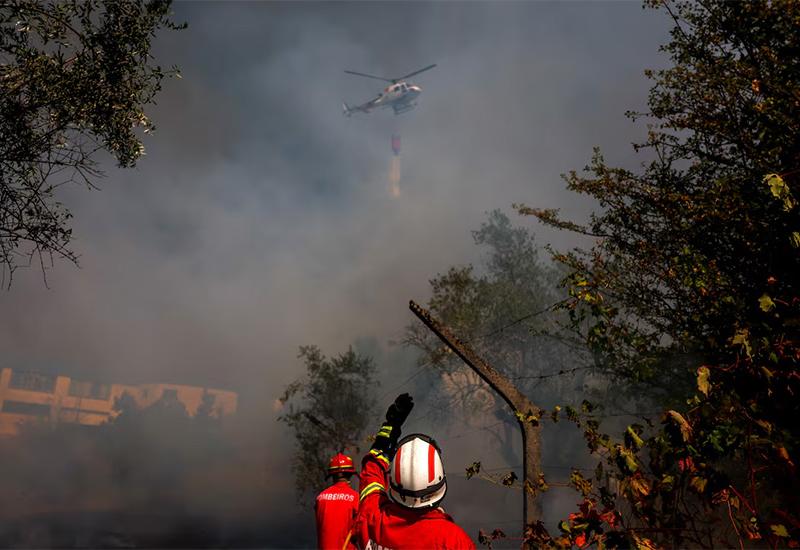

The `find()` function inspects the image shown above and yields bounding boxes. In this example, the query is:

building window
[1,400,51,417]
[69,380,91,398]
[162,388,178,401]
[69,380,111,400]
[93,384,111,400]
[9,371,56,393]
[59,407,110,420]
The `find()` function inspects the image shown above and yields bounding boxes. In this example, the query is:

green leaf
[759,293,776,312]
[617,446,639,474]
[770,524,789,538]
[765,173,796,211]
[515,409,540,426]
[689,476,708,494]
[536,473,550,492]
[696,366,710,396]
[570,469,593,497]
[731,328,752,358]
[565,406,580,424]
[465,461,481,480]
[625,425,645,450]
[501,471,518,486]
[665,410,692,442]
[571,521,590,531]
[632,533,658,550]
[630,475,651,497]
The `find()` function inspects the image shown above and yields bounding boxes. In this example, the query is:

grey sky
[0,1,671,545]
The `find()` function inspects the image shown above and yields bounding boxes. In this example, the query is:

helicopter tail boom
[343,101,373,117]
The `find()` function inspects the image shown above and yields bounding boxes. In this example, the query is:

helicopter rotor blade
[344,70,393,82]
[397,64,437,81]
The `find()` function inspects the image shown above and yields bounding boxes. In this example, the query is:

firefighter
[354,393,475,549]
[316,453,359,550]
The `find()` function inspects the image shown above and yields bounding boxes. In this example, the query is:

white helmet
[388,434,447,509]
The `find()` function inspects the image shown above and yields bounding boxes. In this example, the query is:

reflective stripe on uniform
[360,481,384,501]
[369,448,390,467]
[377,425,393,438]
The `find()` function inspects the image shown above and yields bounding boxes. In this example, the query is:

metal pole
[408,300,541,537]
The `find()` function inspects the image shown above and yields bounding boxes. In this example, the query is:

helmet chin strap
[388,433,447,510]
[390,477,446,498]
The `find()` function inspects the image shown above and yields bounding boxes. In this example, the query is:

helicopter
[343,64,436,116]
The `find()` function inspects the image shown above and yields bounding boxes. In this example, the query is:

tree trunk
[409,300,542,537]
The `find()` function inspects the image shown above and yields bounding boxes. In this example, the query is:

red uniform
[316,480,359,550]
[354,451,475,550]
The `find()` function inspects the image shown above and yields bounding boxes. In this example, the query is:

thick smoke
[0,2,669,547]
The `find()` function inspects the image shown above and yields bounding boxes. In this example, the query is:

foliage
[404,211,578,430]
[277,345,378,506]
[0,0,183,283]
[478,528,507,549]
[407,210,596,530]
[520,0,800,547]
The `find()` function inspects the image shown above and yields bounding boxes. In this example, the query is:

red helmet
[327,453,356,477]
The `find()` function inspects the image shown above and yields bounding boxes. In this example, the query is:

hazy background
[0,2,670,547]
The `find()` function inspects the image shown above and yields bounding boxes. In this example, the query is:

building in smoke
[0,368,238,436]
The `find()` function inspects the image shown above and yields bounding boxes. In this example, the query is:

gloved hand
[371,393,414,456]
[385,393,414,428]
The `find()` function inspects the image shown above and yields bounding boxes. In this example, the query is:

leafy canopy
[520,0,800,547]
[278,345,378,506]
[0,0,183,283]
[406,210,570,403]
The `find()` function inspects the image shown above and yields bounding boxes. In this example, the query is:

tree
[277,345,378,506]
[406,211,591,534]
[0,0,183,283]
[405,211,582,461]
[520,1,800,546]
